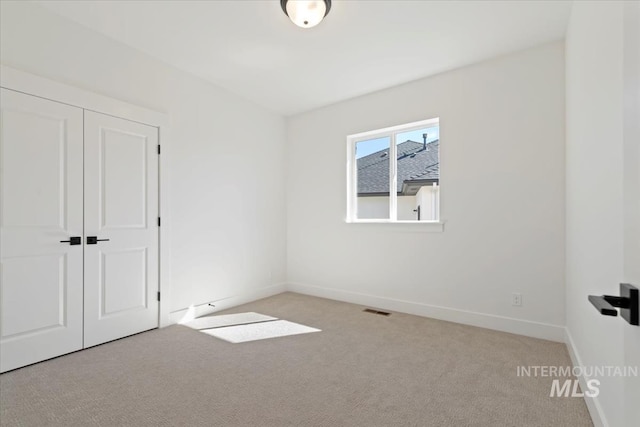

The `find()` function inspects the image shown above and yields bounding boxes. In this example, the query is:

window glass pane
[356,136,390,219]
[395,126,439,221]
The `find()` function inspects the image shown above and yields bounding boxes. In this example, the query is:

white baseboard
[168,283,287,324]
[564,328,607,427]
[287,282,565,342]
[168,282,565,342]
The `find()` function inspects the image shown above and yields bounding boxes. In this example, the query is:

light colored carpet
[201,319,320,343]
[0,292,592,426]
[182,311,277,330]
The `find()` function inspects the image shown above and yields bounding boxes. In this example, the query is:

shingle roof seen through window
[357,140,439,195]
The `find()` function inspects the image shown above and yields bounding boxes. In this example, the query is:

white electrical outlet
[512,293,522,306]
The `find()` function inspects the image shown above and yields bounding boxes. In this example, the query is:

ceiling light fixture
[281,0,331,28]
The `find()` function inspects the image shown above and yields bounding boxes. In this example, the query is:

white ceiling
[37,0,572,116]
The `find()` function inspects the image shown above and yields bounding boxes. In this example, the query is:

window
[347,118,440,223]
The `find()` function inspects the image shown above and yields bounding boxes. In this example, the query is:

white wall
[416,185,438,221]
[622,4,640,423]
[397,196,417,220]
[357,196,390,220]
[566,2,639,426]
[357,196,417,220]
[0,2,287,314]
[286,42,566,340]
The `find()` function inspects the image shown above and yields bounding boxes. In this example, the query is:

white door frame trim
[1,65,173,328]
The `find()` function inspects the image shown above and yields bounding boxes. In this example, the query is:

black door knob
[589,283,639,326]
[86,236,110,245]
[60,237,81,245]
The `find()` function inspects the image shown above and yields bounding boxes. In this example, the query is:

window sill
[345,219,444,232]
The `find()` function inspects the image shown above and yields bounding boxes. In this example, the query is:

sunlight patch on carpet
[183,312,277,330]
[201,320,321,343]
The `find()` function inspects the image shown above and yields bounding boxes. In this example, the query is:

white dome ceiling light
[281,0,332,28]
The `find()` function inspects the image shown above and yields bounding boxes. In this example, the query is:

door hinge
[158,217,161,227]
[157,291,161,302]
[157,145,161,154]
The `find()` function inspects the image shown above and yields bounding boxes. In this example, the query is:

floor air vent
[363,308,391,316]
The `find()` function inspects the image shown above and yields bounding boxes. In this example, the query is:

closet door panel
[0,89,84,372]
[83,111,159,348]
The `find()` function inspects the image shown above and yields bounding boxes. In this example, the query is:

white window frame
[346,117,443,230]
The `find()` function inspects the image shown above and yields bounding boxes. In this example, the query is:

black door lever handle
[588,295,619,316]
[589,283,639,326]
[60,237,81,245]
[86,236,110,245]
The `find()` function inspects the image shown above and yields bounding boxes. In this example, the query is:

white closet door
[0,89,84,372]
[83,111,159,348]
